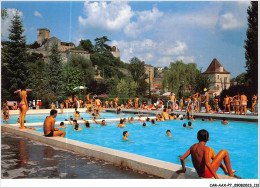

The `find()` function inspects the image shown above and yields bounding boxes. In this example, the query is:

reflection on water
[19,140,28,168]
[1,131,159,179]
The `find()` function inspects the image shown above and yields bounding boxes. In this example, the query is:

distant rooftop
[203,58,230,74]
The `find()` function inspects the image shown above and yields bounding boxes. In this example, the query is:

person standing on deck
[170,92,176,112]
[134,96,139,109]
[251,94,257,114]
[202,89,210,113]
[95,97,102,112]
[180,97,184,112]
[223,95,231,114]
[60,102,64,114]
[114,96,119,108]
[240,92,248,115]
[18,87,29,129]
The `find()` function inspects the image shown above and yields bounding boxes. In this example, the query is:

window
[217,75,219,79]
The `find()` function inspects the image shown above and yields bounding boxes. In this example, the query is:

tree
[27,59,46,101]
[128,57,147,82]
[28,41,40,49]
[43,42,64,103]
[66,53,95,86]
[117,79,138,97]
[117,80,128,96]
[244,2,258,93]
[1,10,29,102]
[104,78,119,95]
[64,67,83,96]
[76,39,94,53]
[194,71,211,93]
[1,8,8,19]
[162,61,203,96]
[90,51,126,79]
[94,36,111,54]
[128,57,148,96]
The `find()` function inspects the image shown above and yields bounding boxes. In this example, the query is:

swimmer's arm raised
[176,148,191,174]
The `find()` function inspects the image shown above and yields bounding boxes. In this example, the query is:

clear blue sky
[1,1,251,78]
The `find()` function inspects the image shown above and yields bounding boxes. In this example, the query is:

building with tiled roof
[203,58,230,95]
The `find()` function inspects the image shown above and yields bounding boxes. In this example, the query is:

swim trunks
[45,131,54,137]
[199,169,213,178]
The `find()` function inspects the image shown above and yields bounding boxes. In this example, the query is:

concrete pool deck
[104,108,258,122]
[2,124,237,179]
[7,107,258,123]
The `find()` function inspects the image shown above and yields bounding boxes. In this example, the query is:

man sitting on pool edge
[176,129,239,179]
[43,110,66,137]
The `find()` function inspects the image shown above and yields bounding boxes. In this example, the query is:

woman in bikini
[19,87,29,129]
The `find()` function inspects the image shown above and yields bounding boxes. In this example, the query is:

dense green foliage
[94,36,111,54]
[74,39,94,53]
[244,2,258,93]
[43,42,65,104]
[117,79,138,97]
[128,57,148,96]
[162,61,210,97]
[1,11,29,102]
[66,53,94,86]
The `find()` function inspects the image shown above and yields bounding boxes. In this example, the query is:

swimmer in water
[117,119,126,128]
[59,122,66,128]
[221,118,229,125]
[166,130,172,138]
[122,131,129,140]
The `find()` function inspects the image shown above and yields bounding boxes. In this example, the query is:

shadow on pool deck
[1,131,159,179]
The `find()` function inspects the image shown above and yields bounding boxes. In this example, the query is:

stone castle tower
[37,28,50,45]
[111,46,120,58]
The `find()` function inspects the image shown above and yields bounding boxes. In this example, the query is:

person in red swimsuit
[176,129,239,179]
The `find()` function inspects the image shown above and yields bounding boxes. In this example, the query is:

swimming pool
[33,119,258,179]
[2,111,135,124]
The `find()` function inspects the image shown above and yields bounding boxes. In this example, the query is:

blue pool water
[33,119,258,179]
[2,111,133,124]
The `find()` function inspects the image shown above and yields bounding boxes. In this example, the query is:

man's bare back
[177,129,237,179]
[43,110,66,137]
[190,143,211,175]
[44,116,55,136]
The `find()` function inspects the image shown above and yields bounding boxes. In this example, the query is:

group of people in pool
[42,109,239,179]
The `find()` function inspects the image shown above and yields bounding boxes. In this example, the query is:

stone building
[60,42,75,52]
[30,28,87,62]
[37,28,50,45]
[203,58,230,95]
[60,49,91,62]
[110,46,120,58]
